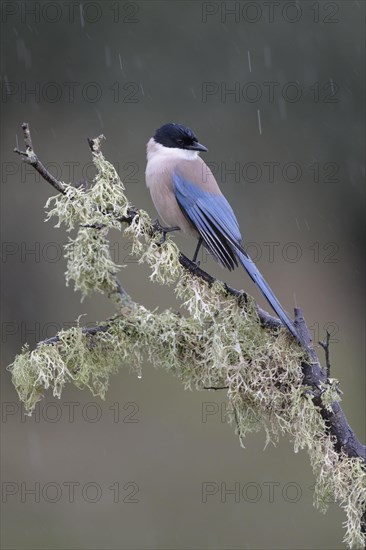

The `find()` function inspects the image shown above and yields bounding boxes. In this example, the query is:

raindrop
[94,109,104,129]
[104,45,111,67]
[16,38,32,69]
[79,3,85,27]
[257,109,262,135]
[118,53,125,76]
[329,77,335,95]
[247,50,252,73]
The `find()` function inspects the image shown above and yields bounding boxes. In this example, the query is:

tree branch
[13,122,365,465]
[12,124,365,545]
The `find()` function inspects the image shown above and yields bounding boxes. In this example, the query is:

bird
[145,122,299,342]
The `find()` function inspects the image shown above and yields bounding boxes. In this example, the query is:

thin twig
[319,330,331,379]
[14,123,66,194]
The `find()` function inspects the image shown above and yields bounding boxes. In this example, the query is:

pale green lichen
[8,142,365,548]
[45,141,129,301]
[64,227,122,299]
[46,150,128,231]
[320,379,342,411]
[9,317,144,415]
[124,210,183,285]
[89,150,129,217]
[123,208,152,255]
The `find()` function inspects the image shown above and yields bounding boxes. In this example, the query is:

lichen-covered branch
[9,123,365,548]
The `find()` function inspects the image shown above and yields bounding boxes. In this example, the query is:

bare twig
[319,330,331,379]
[14,123,66,194]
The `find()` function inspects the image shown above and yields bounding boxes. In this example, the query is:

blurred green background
[1,1,365,548]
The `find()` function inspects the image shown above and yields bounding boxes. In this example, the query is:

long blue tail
[236,249,299,341]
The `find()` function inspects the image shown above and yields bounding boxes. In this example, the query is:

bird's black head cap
[153,123,208,152]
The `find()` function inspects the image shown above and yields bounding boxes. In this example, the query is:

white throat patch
[147,140,199,162]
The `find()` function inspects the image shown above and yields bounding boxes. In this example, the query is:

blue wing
[173,172,299,341]
[174,172,241,270]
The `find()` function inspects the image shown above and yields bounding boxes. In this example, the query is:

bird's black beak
[188,141,208,152]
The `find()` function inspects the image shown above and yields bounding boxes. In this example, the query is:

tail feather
[236,250,299,341]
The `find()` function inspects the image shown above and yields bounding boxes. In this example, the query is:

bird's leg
[152,219,180,245]
[192,237,203,265]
